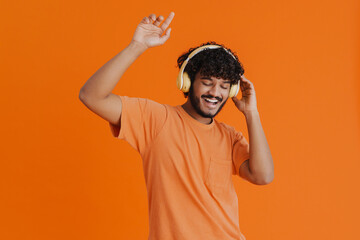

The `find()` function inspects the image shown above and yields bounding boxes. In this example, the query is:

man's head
[188,72,231,118]
[177,41,245,120]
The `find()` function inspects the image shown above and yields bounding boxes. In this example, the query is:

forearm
[245,110,274,184]
[79,41,147,100]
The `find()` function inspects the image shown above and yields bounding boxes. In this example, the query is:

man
[79,11,274,240]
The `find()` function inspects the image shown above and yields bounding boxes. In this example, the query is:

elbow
[259,173,274,185]
[78,88,109,102]
[252,172,274,185]
[264,176,274,185]
[79,89,85,101]
[79,89,91,103]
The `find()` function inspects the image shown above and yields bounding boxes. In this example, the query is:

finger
[141,16,150,24]
[241,76,253,86]
[158,27,171,45]
[240,80,249,88]
[241,75,251,83]
[153,15,164,27]
[240,75,246,84]
[160,11,175,32]
[148,13,156,23]
[241,80,251,87]
[232,97,240,104]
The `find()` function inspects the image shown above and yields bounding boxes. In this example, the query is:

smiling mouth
[203,97,221,107]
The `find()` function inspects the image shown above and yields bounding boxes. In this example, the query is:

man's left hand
[231,75,258,114]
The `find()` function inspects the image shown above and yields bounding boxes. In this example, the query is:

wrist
[128,40,148,53]
[244,109,259,118]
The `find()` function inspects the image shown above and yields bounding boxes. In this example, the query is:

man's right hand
[131,12,175,50]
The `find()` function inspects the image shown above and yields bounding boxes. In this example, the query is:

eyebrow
[200,77,231,84]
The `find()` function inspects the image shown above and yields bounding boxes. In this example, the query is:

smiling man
[79,11,274,240]
[185,73,228,119]
[184,73,231,123]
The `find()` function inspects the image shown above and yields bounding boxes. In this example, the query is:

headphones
[176,44,240,98]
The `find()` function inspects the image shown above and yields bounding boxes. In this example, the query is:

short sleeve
[109,96,167,155]
[232,130,250,178]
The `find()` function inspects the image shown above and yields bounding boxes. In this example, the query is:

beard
[188,87,228,119]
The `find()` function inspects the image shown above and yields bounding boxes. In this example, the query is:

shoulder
[120,96,160,105]
[120,96,167,110]
[118,96,170,124]
[215,120,245,140]
[216,121,236,133]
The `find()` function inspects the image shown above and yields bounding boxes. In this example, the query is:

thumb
[232,97,239,104]
[159,28,171,44]
[140,17,150,24]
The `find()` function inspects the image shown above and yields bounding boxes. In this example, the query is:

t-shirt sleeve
[232,130,250,178]
[108,96,167,155]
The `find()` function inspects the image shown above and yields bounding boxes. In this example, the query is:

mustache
[201,95,222,102]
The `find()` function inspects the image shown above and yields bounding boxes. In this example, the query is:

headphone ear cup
[229,82,240,98]
[176,71,183,91]
[182,72,191,93]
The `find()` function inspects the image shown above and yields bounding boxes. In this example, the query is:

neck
[181,100,213,124]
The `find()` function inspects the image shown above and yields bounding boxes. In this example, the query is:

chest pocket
[205,157,233,198]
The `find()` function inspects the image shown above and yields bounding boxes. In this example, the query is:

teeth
[204,98,218,103]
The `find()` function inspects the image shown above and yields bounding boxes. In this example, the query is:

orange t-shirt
[109,96,250,240]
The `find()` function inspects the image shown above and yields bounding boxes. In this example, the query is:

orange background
[1,0,359,239]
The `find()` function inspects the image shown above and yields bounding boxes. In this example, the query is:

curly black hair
[177,41,245,98]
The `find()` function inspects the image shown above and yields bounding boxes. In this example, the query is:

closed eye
[221,83,231,89]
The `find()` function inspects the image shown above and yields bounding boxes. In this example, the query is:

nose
[208,84,221,98]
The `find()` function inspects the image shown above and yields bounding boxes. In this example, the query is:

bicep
[79,93,123,128]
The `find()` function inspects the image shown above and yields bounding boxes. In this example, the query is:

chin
[200,108,218,118]
[198,105,222,118]
[203,100,227,116]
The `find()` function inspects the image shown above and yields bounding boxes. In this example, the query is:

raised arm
[79,12,175,127]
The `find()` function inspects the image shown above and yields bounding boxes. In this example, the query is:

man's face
[188,72,231,119]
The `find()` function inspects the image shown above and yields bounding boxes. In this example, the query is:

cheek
[222,88,230,97]
[194,88,206,98]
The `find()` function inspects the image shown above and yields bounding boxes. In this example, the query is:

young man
[79,11,274,240]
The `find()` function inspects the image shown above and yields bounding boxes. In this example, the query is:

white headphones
[176,44,240,98]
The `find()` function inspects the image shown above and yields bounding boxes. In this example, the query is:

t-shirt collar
[176,105,215,129]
